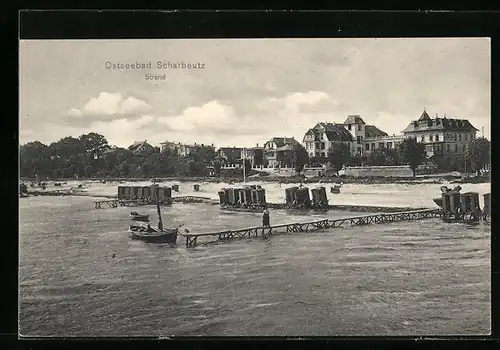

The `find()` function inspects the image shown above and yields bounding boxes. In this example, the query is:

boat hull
[130,215,150,221]
[433,197,443,207]
[129,226,178,244]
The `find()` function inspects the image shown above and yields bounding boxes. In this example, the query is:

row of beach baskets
[117,185,172,202]
[285,186,329,208]
[218,186,267,207]
[440,191,490,217]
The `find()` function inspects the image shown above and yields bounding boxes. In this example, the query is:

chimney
[256,143,259,147]
[211,143,214,147]
[195,142,197,146]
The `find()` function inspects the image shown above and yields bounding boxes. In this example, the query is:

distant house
[160,141,215,158]
[302,123,353,159]
[263,137,300,168]
[217,147,243,165]
[128,140,155,155]
[242,144,265,168]
[401,109,479,163]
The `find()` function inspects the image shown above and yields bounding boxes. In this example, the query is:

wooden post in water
[157,198,163,231]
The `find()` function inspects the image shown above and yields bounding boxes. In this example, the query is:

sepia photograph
[19,38,491,337]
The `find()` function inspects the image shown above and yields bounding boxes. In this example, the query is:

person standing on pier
[262,206,270,227]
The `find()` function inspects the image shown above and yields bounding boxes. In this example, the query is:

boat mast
[243,147,246,183]
[153,180,163,231]
[156,199,163,231]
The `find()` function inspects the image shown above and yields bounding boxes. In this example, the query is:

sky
[19,38,491,149]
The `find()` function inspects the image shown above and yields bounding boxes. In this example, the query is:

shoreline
[20,190,431,213]
[20,174,490,185]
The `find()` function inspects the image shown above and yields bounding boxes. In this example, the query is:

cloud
[157,101,237,132]
[66,92,153,119]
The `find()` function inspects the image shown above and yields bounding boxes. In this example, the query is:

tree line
[19,133,220,179]
[20,132,490,179]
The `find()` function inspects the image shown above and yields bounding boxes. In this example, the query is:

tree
[372,148,387,166]
[141,164,150,178]
[213,159,222,177]
[50,137,86,159]
[242,158,252,176]
[367,148,401,166]
[79,133,109,153]
[385,148,401,166]
[20,141,52,178]
[288,143,309,174]
[327,142,351,174]
[117,161,130,177]
[397,137,427,177]
[84,165,93,178]
[465,137,490,176]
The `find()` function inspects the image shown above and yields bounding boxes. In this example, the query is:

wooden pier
[94,198,166,209]
[181,208,442,248]
[94,196,216,208]
[172,196,217,204]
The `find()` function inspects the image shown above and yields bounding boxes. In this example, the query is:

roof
[402,116,479,133]
[418,109,431,121]
[306,122,354,142]
[269,137,298,147]
[365,125,388,137]
[275,144,294,152]
[343,115,366,125]
[128,140,152,151]
[218,147,243,162]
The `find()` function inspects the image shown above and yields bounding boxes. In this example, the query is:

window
[465,134,468,141]
[429,135,433,142]
[366,143,370,151]
[371,143,375,150]
[321,152,325,157]
[347,124,352,130]
[357,124,362,131]
[320,142,325,149]
[454,134,457,141]
[310,153,314,157]
[458,134,462,141]
[421,135,425,142]
[447,144,450,152]
[378,142,384,149]
[435,134,439,141]
[454,144,458,153]
[356,136,362,145]
[387,142,393,149]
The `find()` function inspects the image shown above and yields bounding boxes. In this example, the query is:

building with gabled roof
[217,147,243,164]
[128,140,155,155]
[303,122,354,159]
[263,137,300,168]
[401,109,479,165]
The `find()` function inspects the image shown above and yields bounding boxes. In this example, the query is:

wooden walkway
[94,196,216,209]
[180,208,442,248]
[93,198,173,209]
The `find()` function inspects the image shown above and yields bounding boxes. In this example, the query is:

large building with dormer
[303,116,401,158]
[303,122,354,158]
[401,109,479,162]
